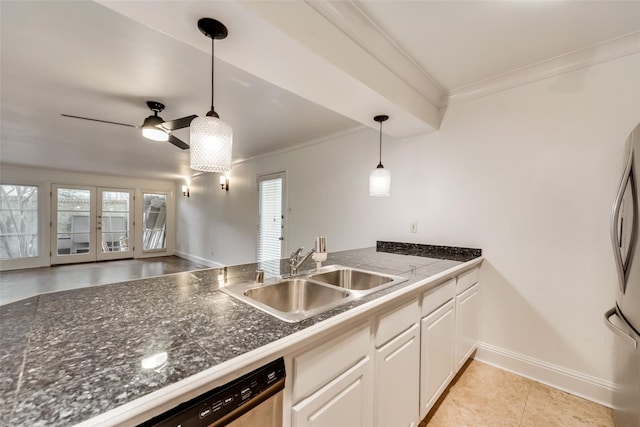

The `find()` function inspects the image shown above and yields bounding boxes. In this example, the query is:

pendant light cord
[378,120,383,168]
[210,37,215,111]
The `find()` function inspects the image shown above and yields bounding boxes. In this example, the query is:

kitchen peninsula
[0,243,482,426]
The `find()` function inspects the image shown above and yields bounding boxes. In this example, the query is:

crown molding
[306,0,447,108]
[304,1,639,109]
[448,30,640,106]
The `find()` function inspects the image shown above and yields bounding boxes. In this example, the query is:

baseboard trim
[475,342,616,408]
[175,251,225,268]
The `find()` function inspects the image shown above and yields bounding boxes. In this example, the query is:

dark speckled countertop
[0,246,480,426]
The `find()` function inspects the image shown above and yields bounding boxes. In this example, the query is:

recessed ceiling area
[1,1,638,180]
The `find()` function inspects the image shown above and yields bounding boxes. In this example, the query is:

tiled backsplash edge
[376,241,482,262]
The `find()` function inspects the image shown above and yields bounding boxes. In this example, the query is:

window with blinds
[257,173,284,275]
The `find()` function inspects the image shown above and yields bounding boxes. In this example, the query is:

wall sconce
[220,174,229,191]
[181,184,190,197]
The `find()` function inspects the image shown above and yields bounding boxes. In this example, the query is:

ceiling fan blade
[160,115,197,131]
[61,114,136,128]
[168,134,190,150]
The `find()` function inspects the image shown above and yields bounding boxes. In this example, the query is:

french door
[51,185,134,264]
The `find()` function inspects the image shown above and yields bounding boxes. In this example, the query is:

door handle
[604,307,638,349]
[610,149,637,294]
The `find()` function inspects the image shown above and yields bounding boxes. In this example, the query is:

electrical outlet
[409,222,418,233]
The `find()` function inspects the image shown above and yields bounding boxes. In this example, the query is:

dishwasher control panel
[138,358,285,427]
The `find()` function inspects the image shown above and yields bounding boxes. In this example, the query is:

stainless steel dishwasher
[139,358,285,427]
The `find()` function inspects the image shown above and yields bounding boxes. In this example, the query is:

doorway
[51,185,134,264]
[257,172,286,273]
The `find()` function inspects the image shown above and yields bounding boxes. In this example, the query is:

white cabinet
[420,299,455,418]
[375,323,420,427]
[455,276,480,370]
[290,324,373,427]
[419,279,456,419]
[374,300,420,427]
[292,358,372,427]
[288,263,482,427]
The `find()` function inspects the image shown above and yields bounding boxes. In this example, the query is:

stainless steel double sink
[220,265,407,322]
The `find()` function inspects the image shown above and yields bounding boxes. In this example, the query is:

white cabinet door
[455,283,480,370]
[292,324,370,401]
[292,357,373,427]
[375,323,420,427]
[420,299,455,419]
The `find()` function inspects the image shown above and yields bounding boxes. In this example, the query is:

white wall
[176,53,640,402]
[0,164,177,270]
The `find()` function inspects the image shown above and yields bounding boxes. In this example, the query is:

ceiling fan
[61,101,196,149]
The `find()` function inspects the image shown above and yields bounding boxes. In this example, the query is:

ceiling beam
[97,0,440,138]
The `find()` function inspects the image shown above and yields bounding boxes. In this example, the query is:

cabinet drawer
[421,279,455,316]
[456,267,479,294]
[375,299,419,347]
[292,357,372,427]
[292,323,370,401]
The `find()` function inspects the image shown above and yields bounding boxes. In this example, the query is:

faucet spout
[289,247,315,276]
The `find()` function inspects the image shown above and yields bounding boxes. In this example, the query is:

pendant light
[190,18,233,173]
[369,115,390,196]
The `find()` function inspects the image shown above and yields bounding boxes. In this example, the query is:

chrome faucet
[289,246,315,276]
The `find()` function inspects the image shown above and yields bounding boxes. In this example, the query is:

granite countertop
[0,244,481,426]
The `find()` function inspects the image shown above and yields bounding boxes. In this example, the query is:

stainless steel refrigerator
[605,122,640,427]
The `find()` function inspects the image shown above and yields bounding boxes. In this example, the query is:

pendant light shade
[369,166,391,196]
[369,115,390,197]
[190,115,233,172]
[190,18,233,173]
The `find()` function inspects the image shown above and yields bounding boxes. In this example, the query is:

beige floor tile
[520,382,614,427]
[422,360,531,427]
[420,361,614,427]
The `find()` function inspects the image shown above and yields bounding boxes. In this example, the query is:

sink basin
[221,278,353,323]
[308,266,407,296]
[220,266,406,323]
[244,279,350,313]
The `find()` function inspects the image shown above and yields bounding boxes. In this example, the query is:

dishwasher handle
[604,307,638,350]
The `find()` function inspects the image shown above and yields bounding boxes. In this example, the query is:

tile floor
[420,359,614,427]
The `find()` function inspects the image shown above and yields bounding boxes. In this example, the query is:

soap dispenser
[312,236,327,270]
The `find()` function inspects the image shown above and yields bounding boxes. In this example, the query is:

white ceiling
[358,0,640,91]
[1,1,639,181]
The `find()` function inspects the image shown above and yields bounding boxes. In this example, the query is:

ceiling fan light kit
[190,18,233,173]
[141,101,169,142]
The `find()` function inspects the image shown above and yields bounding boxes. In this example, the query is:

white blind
[257,175,283,270]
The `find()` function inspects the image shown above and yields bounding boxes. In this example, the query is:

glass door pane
[0,185,38,260]
[51,185,95,264]
[143,193,167,251]
[51,186,134,265]
[97,189,134,261]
